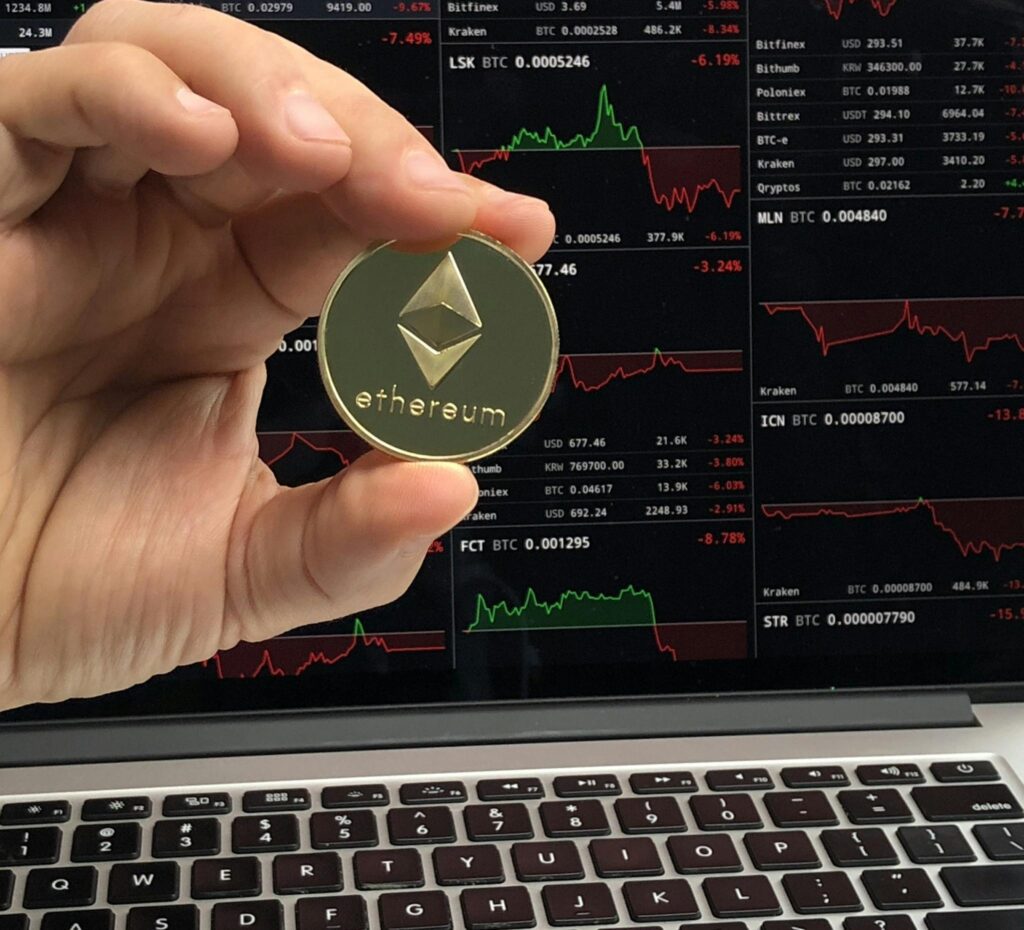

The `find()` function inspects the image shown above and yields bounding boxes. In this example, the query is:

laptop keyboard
[1,757,1022,930]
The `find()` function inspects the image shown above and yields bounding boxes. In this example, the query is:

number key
[0,827,61,865]
[463,805,532,842]
[690,794,762,831]
[540,801,609,838]
[310,811,378,849]
[388,808,456,846]
[232,816,300,853]
[152,820,219,858]
[614,797,686,834]
[71,823,141,862]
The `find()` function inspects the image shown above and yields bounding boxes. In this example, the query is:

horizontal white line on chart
[753,394,1023,405]
[756,593,1018,605]
[762,496,1024,505]
[752,192,1019,200]
[453,517,749,530]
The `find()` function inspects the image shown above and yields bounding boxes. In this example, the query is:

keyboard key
[543,883,617,925]
[668,835,741,873]
[703,876,781,918]
[232,815,299,853]
[400,783,467,806]
[23,868,97,909]
[706,769,773,792]
[837,790,913,824]
[629,772,697,794]
[464,805,532,842]
[846,918,914,930]
[862,869,942,910]
[0,804,69,827]
[71,823,141,862]
[783,872,862,913]
[0,872,10,909]
[912,784,1023,822]
[0,918,25,930]
[191,858,260,899]
[310,811,378,849]
[354,850,423,890]
[128,905,199,930]
[764,923,828,930]
[926,912,1024,930]
[241,790,310,813]
[690,795,761,831]
[552,775,620,798]
[589,838,663,878]
[108,862,180,904]
[689,925,745,930]
[744,832,819,871]
[162,795,230,818]
[941,864,1024,906]
[764,923,829,930]
[433,846,503,886]
[82,798,152,821]
[152,820,219,858]
[974,822,1024,860]
[272,853,342,895]
[295,897,367,930]
[763,791,838,827]
[821,828,899,867]
[0,828,60,866]
[899,826,975,864]
[475,780,543,802]
[539,801,609,838]
[388,809,456,846]
[511,842,583,882]
[378,892,450,930]
[857,764,925,786]
[622,879,700,922]
[212,902,281,930]
[40,911,111,930]
[322,785,389,809]
[460,887,534,930]
[614,797,686,834]
[781,766,850,788]
[930,761,999,783]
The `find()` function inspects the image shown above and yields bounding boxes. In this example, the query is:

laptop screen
[5,0,1024,719]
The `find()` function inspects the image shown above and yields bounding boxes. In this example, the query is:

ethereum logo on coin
[397,253,483,389]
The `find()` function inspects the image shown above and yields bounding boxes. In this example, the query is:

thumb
[226,451,477,641]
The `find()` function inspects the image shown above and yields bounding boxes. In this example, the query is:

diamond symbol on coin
[397,253,482,390]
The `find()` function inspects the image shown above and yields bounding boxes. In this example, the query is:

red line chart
[457,146,742,214]
[764,297,1024,363]
[762,498,1024,561]
[203,625,446,679]
[554,350,743,393]
[823,0,901,20]
[257,431,371,470]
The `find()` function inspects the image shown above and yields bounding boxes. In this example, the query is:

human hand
[0,0,555,708]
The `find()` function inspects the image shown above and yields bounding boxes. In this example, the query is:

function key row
[0,759,1005,828]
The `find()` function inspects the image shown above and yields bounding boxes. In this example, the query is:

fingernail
[404,150,472,193]
[176,87,228,116]
[284,93,351,145]
[397,535,437,559]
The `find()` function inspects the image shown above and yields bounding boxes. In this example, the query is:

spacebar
[927,910,1024,930]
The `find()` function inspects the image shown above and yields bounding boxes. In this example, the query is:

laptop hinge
[0,690,975,766]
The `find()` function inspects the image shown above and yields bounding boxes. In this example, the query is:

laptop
[2,0,1024,928]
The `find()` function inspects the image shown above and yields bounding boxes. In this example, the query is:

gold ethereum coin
[318,231,559,463]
